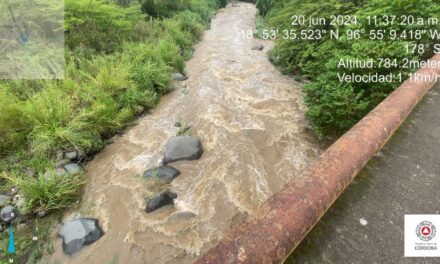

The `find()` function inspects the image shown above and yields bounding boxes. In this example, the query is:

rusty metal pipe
[195,54,440,264]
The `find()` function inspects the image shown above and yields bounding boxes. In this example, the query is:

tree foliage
[259,0,440,136]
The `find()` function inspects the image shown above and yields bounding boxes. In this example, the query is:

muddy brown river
[42,3,321,263]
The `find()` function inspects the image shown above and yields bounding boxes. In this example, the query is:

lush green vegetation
[3,172,85,214]
[257,0,440,136]
[139,0,226,18]
[1,0,225,262]
[0,0,225,220]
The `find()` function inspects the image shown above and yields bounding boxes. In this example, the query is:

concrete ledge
[195,54,440,264]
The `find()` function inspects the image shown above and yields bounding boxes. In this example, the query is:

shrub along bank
[257,0,440,136]
[0,0,225,260]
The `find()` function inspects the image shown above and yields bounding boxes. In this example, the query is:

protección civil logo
[405,215,440,257]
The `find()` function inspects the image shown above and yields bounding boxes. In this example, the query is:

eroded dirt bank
[42,3,322,263]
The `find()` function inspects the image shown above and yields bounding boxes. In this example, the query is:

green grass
[258,0,440,137]
[0,0,224,224]
[1,171,85,214]
[0,90,28,156]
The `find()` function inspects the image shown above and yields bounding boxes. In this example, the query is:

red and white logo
[416,221,436,242]
[405,215,440,257]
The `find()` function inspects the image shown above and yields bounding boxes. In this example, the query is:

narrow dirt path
[42,3,322,264]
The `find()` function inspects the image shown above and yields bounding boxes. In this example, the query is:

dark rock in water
[58,218,104,255]
[0,206,17,223]
[64,163,82,174]
[251,44,264,51]
[143,166,181,183]
[0,195,11,207]
[146,191,177,213]
[64,151,78,160]
[171,73,188,81]
[163,136,203,164]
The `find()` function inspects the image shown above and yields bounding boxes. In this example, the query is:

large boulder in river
[146,191,177,213]
[143,166,181,183]
[163,136,203,164]
[58,218,104,255]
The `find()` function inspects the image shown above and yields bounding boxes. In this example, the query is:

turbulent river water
[43,3,322,263]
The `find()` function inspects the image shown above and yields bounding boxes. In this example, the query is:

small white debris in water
[359,218,368,226]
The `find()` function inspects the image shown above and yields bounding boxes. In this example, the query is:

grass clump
[139,0,191,18]
[0,90,29,156]
[1,171,85,214]
[65,0,145,53]
[140,0,227,18]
